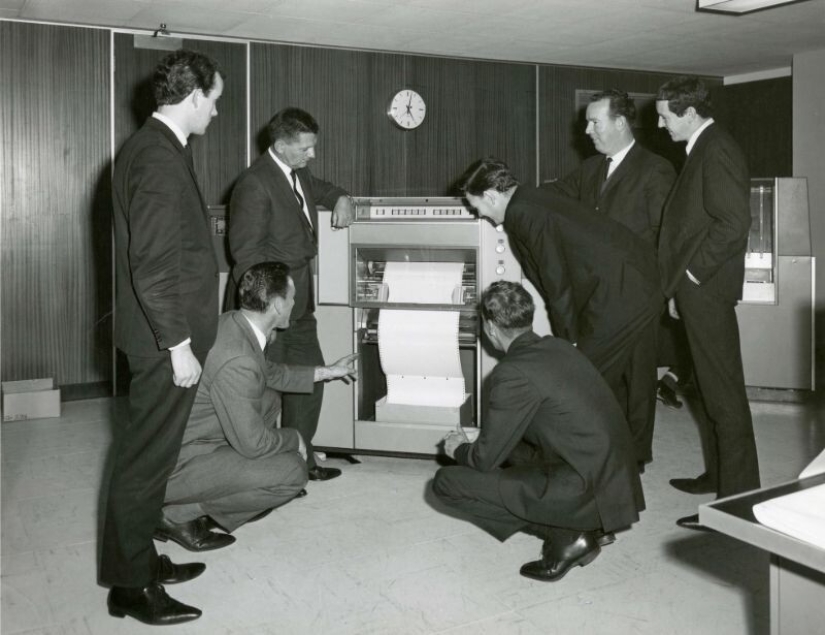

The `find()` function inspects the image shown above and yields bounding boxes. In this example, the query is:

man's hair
[590,89,636,125]
[459,157,519,197]
[153,49,220,106]
[657,76,713,118]
[238,262,291,313]
[479,281,534,332]
[268,107,320,145]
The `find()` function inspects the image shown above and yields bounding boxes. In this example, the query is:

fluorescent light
[698,0,808,13]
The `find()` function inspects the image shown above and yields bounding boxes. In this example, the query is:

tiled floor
[2,395,824,634]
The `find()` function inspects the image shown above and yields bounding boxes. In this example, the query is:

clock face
[387,89,426,130]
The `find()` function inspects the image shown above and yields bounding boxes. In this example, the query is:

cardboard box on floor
[2,378,61,421]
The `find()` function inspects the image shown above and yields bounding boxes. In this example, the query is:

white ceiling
[1,0,824,78]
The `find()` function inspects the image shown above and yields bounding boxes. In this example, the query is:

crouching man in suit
[156,262,357,550]
[433,281,644,582]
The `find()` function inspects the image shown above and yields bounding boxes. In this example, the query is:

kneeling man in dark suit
[433,281,644,582]
[156,262,357,550]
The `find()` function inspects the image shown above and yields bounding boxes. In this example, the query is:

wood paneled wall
[714,77,792,178]
[3,20,790,392]
[1,22,111,386]
[250,44,536,196]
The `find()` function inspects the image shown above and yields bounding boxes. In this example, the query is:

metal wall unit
[737,178,815,390]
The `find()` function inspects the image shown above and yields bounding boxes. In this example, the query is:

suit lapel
[148,118,210,220]
[601,144,637,198]
[267,159,317,245]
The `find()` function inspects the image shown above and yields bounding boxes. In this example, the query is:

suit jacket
[503,187,662,344]
[175,311,314,467]
[228,153,348,321]
[658,123,751,301]
[455,331,644,532]
[112,117,219,356]
[546,143,676,247]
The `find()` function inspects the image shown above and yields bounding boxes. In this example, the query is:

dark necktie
[599,157,612,193]
[290,170,305,210]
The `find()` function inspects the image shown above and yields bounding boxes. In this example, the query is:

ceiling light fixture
[697,0,810,14]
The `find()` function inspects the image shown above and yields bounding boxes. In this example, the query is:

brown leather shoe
[154,515,236,552]
[108,583,201,625]
[155,554,205,584]
[520,530,601,582]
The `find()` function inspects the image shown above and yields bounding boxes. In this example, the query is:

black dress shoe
[670,473,717,495]
[307,465,342,481]
[676,513,714,532]
[657,379,683,409]
[155,554,205,584]
[296,488,308,498]
[108,583,201,625]
[520,531,601,582]
[154,515,236,552]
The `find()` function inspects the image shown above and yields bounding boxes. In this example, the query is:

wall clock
[387,89,426,130]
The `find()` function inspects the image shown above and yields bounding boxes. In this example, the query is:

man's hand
[441,431,469,460]
[331,195,355,229]
[314,353,358,384]
[668,297,680,320]
[297,432,307,461]
[170,345,202,388]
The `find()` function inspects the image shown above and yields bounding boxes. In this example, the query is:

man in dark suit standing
[544,89,676,470]
[656,76,760,530]
[161,262,356,537]
[433,281,643,582]
[101,50,225,625]
[229,107,354,481]
[460,158,662,434]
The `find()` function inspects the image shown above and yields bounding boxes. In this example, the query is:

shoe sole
[520,547,601,582]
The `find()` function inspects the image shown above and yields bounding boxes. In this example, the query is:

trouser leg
[99,351,203,587]
[268,314,325,469]
[676,282,760,497]
[164,446,308,532]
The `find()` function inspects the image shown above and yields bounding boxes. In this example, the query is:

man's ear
[189,88,203,109]
[271,295,286,317]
